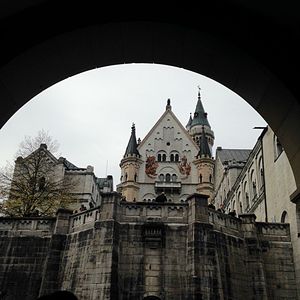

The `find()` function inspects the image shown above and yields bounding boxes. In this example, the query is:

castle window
[125,173,128,180]
[134,173,138,182]
[170,154,174,162]
[159,174,164,182]
[166,173,171,182]
[199,174,202,183]
[175,154,179,162]
[281,210,288,223]
[162,154,167,162]
[274,135,283,160]
[157,154,162,162]
[209,174,212,183]
[172,174,177,182]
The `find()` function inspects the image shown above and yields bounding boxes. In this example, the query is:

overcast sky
[0,63,266,187]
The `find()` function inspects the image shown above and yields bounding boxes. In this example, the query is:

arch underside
[0,16,300,197]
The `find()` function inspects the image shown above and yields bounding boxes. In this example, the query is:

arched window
[175,154,179,162]
[172,174,177,182]
[157,153,162,162]
[170,154,174,162]
[252,182,257,198]
[134,173,138,182]
[238,192,242,213]
[199,174,202,183]
[274,135,283,159]
[159,174,164,182]
[165,173,171,182]
[162,154,167,162]
[281,210,288,223]
[243,181,249,208]
[209,174,212,183]
[125,173,128,180]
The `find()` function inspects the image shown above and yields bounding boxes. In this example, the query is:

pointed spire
[124,123,140,157]
[191,87,210,128]
[197,126,212,158]
[166,98,172,110]
[186,113,193,128]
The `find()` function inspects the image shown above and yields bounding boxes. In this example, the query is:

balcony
[155,181,181,194]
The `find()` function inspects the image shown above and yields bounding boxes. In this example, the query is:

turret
[118,123,143,202]
[188,87,214,152]
[188,88,214,201]
[193,118,214,201]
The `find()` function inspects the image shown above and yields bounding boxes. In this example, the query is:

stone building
[0,92,299,299]
[10,143,113,211]
[213,126,300,290]
[117,91,214,203]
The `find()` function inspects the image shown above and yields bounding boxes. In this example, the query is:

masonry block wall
[0,193,297,299]
[0,218,56,300]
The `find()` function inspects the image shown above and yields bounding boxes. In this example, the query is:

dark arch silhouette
[143,296,161,300]
[0,2,300,198]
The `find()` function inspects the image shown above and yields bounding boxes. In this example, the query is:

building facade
[1,92,300,299]
[213,126,300,288]
[10,143,113,212]
[117,92,214,203]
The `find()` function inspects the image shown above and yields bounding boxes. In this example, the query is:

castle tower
[193,126,214,201]
[118,123,143,201]
[187,88,215,152]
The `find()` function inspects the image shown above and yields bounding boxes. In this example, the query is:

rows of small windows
[220,156,265,214]
[158,173,177,182]
[157,152,180,162]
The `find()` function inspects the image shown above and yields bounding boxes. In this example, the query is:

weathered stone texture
[0,193,297,299]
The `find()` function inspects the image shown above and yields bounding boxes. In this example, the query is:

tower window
[162,154,166,162]
[166,173,171,182]
[157,154,161,162]
[200,174,203,183]
[175,154,179,162]
[170,154,174,162]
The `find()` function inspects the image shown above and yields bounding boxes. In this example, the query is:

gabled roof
[138,101,199,151]
[216,148,251,165]
[62,158,79,170]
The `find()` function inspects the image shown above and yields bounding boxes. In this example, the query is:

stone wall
[0,193,297,299]
[0,217,56,299]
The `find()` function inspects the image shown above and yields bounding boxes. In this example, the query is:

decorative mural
[178,155,191,176]
[145,156,159,178]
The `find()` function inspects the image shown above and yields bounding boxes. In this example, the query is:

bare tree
[0,130,75,217]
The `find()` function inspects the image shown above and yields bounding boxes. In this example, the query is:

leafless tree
[0,130,75,217]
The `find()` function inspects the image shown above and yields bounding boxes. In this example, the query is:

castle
[0,92,298,299]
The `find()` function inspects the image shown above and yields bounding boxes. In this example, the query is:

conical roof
[124,123,140,157]
[186,113,193,128]
[191,90,210,128]
[197,127,212,158]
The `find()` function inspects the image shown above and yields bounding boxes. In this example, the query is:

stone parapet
[120,201,188,224]
[0,217,56,237]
